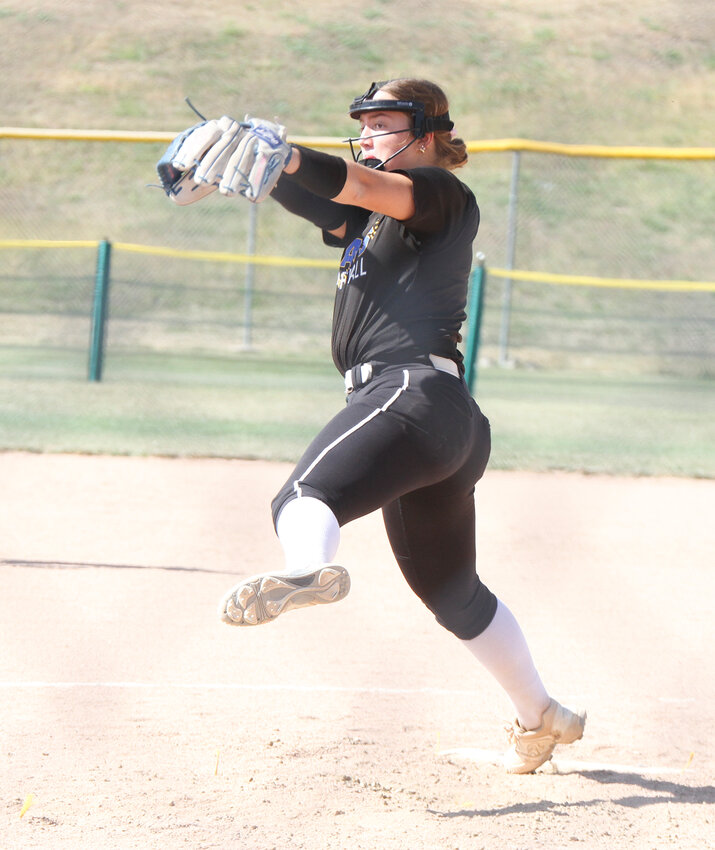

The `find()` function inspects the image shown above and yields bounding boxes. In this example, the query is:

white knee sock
[461,599,550,730]
[275,497,340,575]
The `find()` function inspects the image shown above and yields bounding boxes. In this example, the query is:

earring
[419,144,426,153]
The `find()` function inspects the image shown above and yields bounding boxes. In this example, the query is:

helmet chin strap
[345,82,453,169]
[344,128,421,170]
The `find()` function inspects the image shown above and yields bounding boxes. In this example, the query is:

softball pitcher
[160,78,586,773]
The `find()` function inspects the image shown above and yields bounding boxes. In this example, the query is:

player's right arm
[282,146,415,229]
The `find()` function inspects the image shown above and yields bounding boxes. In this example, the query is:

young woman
[169,78,586,773]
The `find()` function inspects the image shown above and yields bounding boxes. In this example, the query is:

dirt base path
[1,453,713,849]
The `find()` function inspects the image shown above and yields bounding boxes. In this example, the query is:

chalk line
[0,680,483,697]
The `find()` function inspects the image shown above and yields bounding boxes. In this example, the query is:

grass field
[1,349,712,477]
[1,0,713,478]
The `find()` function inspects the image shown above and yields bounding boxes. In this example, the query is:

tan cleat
[504,698,587,774]
[219,564,350,626]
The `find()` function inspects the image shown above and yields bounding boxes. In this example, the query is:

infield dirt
[1,453,713,849]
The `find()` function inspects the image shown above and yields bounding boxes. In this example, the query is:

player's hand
[157,115,248,205]
[218,116,293,203]
[172,116,250,183]
[157,114,291,205]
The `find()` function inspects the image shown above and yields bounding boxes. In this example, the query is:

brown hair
[379,78,468,170]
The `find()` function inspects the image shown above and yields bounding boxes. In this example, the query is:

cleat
[504,698,587,774]
[219,564,350,626]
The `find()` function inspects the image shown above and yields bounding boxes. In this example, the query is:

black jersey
[324,166,479,375]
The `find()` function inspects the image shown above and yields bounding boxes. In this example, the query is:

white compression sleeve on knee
[275,497,340,575]
[461,599,550,730]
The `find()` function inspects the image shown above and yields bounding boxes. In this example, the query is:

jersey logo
[336,217,382,290]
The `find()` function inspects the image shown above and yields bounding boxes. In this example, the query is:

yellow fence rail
[2,129,713,382]
[2,127,715,160]
[485,267,715,293]
[2,238,714,293]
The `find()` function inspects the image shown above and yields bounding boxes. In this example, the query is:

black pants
[271,362,497,639]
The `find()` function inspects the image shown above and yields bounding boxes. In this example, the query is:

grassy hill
[1,0,713,144]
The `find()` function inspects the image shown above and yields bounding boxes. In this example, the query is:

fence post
[498,149,521,366]
[464,252,487,395]
[88,238,111,382]
[243,204,258,348]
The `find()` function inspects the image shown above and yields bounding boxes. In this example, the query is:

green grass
[477,370,713,477]
[0,0,713,475]
[0,351,343,460]
[0,350,711,477]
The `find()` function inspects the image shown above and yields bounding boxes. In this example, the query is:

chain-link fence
[1,133,713,473]
[479,150,714,376]
[2,135,712,373]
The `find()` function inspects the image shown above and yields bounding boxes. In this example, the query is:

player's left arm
[158,111,414,222]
